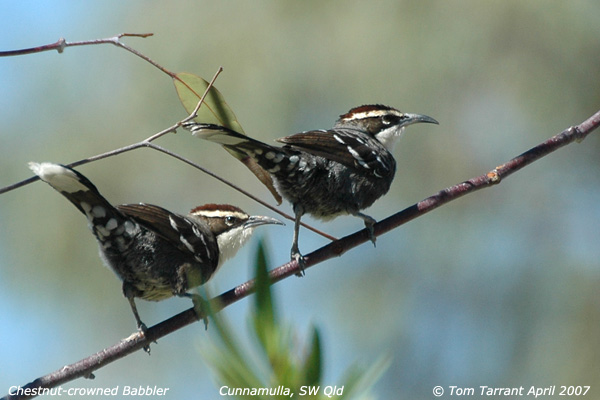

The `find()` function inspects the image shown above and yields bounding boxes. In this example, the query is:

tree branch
[5,109,598,400]
[0,33,152,57]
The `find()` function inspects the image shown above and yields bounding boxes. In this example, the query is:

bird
[183,104,438,270]
[29,162,283,330]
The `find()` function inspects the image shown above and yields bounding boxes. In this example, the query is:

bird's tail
[183,122,280,152]
[29,162,134,244]
[183,122,296,175]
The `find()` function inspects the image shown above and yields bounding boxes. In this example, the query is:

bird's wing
[276,129,394,177]
[117,203,218,265]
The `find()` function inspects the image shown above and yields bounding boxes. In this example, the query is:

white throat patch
[376,125,405,151]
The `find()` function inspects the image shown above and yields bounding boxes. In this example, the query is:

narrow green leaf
[300,326,322,386]
[174,72,244,132]
[252,239,276,350]
[173,72,282,204]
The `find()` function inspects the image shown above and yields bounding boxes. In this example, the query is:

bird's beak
[245,215,285,228]
[400,113,439,127]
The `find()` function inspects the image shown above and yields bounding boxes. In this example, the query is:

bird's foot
[291,250,306,277]
[357,213,377,247]
[135,322,151,354]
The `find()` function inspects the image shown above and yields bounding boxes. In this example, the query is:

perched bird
[184,104,438,269]
[29,162,283,330]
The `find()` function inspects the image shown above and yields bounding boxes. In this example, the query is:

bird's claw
[292,251,306,277]
[136,323,152,354]
[356,213,377,247]
[366,223,376,247]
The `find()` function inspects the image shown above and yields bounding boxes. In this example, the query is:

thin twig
[5,109,598,400]
[0,33,153,57]
[0,32,218,98]
[184,66,225,122]
[0,32,186,101]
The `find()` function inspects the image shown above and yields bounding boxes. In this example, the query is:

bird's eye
[225,216,237,225]
[381,115,393,125]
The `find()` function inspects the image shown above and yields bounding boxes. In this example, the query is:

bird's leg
[123,283,151,354]
[291,205,306,276]
[127,296,148,333]
[355,212,377,247]
[123,283,148,331]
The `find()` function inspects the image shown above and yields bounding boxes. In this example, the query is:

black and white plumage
[29,162,283,329]
[184,104,438,269]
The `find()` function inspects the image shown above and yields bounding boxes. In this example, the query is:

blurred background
[1,1,599,398]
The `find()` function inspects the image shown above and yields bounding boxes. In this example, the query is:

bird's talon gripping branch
[292,250,306,277]
[356,212,377,247]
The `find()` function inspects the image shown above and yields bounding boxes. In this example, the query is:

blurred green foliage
[203,240,389,399]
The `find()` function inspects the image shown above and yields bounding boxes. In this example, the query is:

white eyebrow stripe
[344,109,403,120]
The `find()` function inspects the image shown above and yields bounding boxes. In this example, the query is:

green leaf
[252,239,277,351]
[300,326,322,386]
[174,72,244,132]
[173,72,282,204]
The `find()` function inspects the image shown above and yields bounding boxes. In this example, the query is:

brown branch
[5,109,598,400]
[0,33,153,57]
[0,32,218,100]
